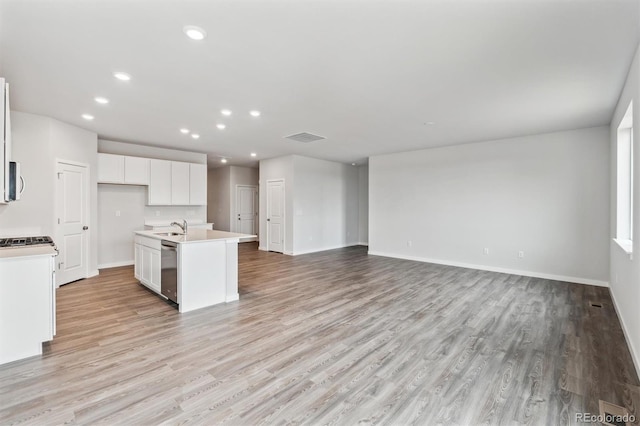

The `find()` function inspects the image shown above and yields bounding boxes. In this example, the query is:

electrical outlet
[407,240,412,247]
[115,210,121,217]
[483,248,489,255]
[518,251,525,258]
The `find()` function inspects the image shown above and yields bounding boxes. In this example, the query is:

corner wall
[291,156,359,254]
[369,126,610,286]
[0,111,99,275]
[610,42,640,377]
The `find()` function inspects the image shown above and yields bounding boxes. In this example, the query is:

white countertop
[135,229,256,244]
[0,245,58,260]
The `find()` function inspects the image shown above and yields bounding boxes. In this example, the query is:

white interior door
[56,161,89,285]
[266,179,284,253]
[236,185,257,237]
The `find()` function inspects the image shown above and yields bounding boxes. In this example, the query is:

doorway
[56,160,90,286]
[235,184,258,240]
[266,179,284,253]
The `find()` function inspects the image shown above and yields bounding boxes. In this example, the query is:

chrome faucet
[170,219,187,234]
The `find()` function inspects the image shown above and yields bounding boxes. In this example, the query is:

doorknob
[267,218,270,222]
[238,218,241,220]
[83,226,89,230]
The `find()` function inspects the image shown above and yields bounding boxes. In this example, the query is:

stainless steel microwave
[7,161,23,201]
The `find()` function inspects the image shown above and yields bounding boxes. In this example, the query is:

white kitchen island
[133,229,255,313]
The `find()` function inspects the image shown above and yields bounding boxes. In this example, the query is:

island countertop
[134,229,256,244]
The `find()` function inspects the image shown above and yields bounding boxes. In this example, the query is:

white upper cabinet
[124,156,149,185]
[98,153,150,185]
[148,159,172,205]
[97,153,125,183]
[171,161,190,205]
[99,153,206,206]
[189,163,207,206]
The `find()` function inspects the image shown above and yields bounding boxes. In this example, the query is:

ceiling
[1,0,638,168]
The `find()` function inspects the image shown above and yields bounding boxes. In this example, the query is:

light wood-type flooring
[1,243,639,425]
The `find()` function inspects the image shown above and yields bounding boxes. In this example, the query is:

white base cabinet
[0,250,56,365]
[134,235,161,294]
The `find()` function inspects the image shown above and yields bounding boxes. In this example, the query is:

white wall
[258,155,359,255]
[0,111,99,275]
[610,42,640,377]
[208,167,231,231]
[292,156,359,254]
[97,140,207,268]
[358,165,369,245]
[0,112,54,237]
[259,156,294,253]
[370,126,610,286]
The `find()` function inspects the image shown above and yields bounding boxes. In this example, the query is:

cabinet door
[149,248,161,292]
[141,246,151,284]
[171,162,190,205]
[97,153,125,183]
[124,156,150,185]
[189,163,207,205]
[148,159,172,205]
[134,243,142,280]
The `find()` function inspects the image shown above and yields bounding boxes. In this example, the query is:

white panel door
[171,162,190,205]
[189,163,207,205]
[266,179,284,253]
[56,162,89,285]
[236,185,257,235]
[148,159,171,205]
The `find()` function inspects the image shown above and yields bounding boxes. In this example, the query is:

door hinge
[57,172,63,179]
[57,218,61,224]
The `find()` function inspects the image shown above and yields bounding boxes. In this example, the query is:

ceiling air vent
[285,132,326,143]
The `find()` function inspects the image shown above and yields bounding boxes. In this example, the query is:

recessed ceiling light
[221,109,232,116]
[82,114,94,121]
[250,153,257,157]
[183,25,206,41]
[351,163,356,166]
[180,128,190,134]
[221,158,227,163]
[113,72,131,81]
[216,124,226,130]
[191,134,200,139]
[249,110,261,117]
[95,97,109,104]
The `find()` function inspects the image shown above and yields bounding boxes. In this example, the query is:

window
[616,101,633,254]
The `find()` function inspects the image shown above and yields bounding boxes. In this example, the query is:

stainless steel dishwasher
[161,241,178,303]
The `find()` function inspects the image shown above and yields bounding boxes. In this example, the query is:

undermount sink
[154,232,183,237]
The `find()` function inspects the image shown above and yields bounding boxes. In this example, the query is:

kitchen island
[133,229,255,313]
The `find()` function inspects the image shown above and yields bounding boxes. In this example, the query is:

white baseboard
[258,246,267,251]
[367,251,609,288]
[292,243,361,256]
[226,293,239,303]
[358,242,369,246]
[609,287,640,380]
[98,260,134,270]
[88,269,100,278]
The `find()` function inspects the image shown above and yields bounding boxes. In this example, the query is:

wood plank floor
[1,243,638,425]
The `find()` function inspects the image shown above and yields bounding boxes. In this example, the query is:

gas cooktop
[0,236,55,248]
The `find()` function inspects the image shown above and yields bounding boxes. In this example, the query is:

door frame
[266,178,285,253]
[234,184,258,239]
[55,159,91,286]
